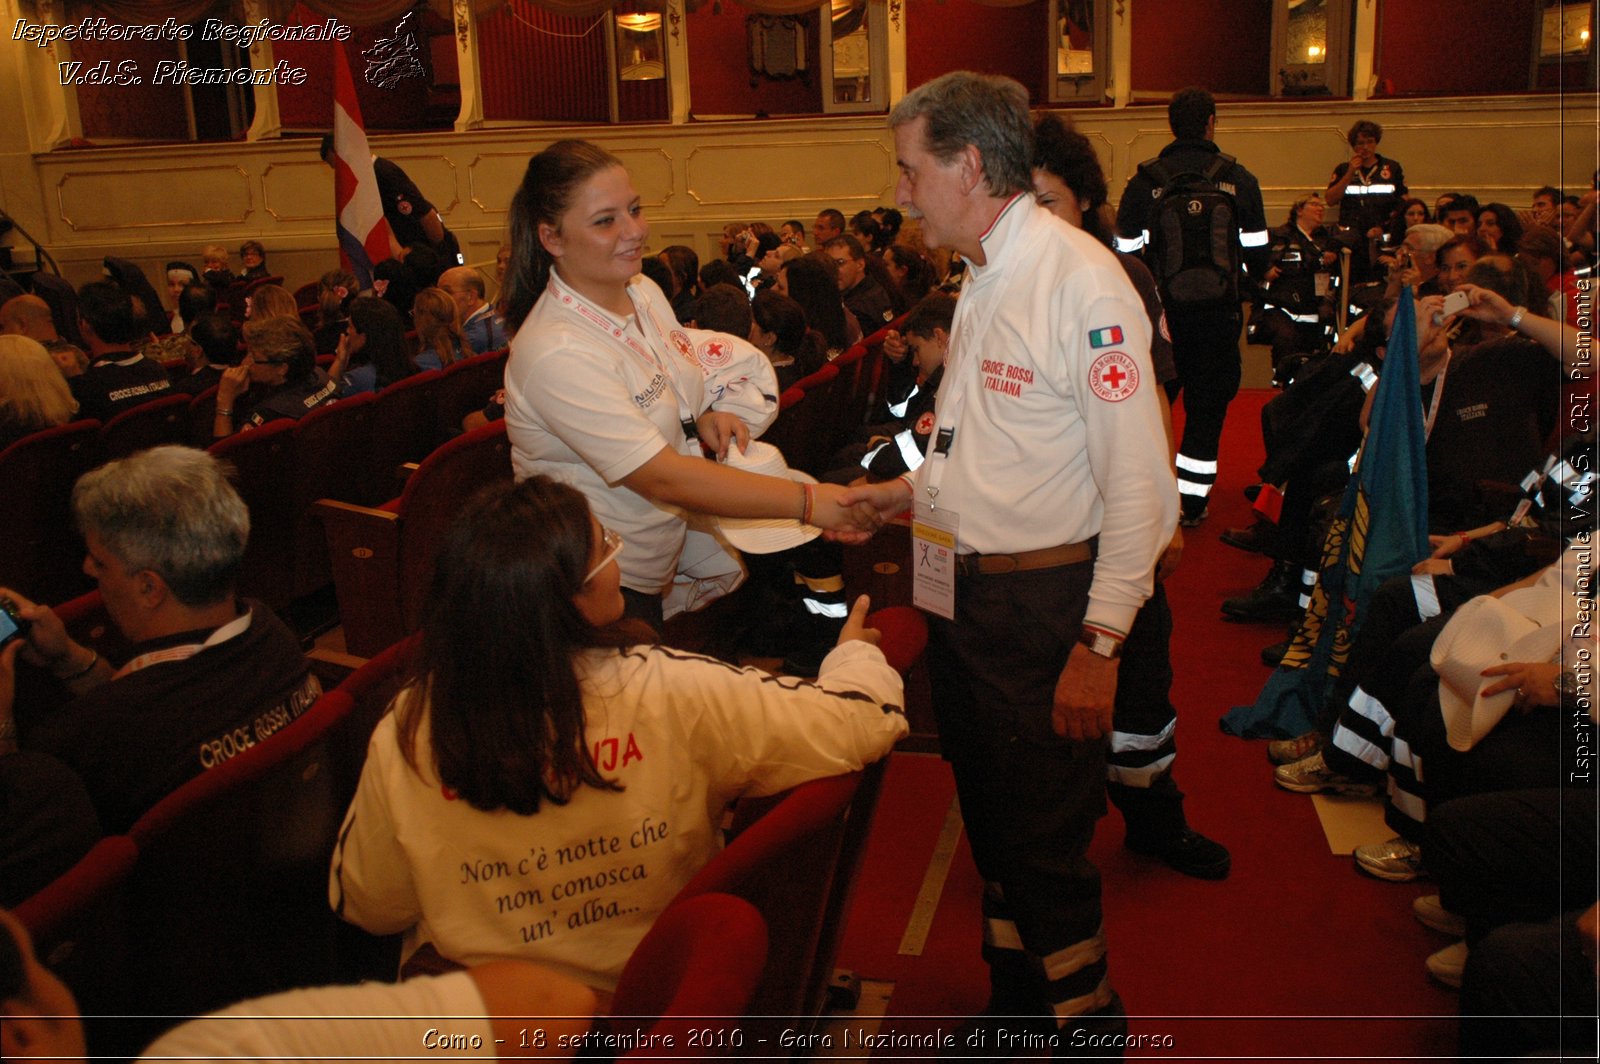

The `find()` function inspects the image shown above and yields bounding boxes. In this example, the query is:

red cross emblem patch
[669,330,694,358]
[915,411,936,435]
[697,338,732,368]
[1088,351,1139,402]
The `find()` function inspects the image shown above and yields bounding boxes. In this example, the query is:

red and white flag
[332,45,391,290]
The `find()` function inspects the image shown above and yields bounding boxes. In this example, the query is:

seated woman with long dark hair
[329,295,417,396]
[330,476,906,999]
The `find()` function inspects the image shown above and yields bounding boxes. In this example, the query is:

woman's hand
[217,362,250,405]
[697,411,750,461]
[1452,283,1516,326]
[1480,660,1561,710]
[835,594,880,648]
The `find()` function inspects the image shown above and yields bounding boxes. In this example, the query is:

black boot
[1110,780,1231,881]
[1221,559,1302,623]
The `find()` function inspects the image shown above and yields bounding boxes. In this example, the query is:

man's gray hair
[889,72,1034,198]
[1405,223,1454,254]
[73,446,249,607]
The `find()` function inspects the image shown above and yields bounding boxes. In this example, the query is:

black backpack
[1136,153,1242,310]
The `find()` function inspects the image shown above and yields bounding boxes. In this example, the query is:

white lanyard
[920,194,1028,509]
[112,610,252,680]
[547,276,699,427]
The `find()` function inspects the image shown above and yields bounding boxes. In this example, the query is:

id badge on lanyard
[911,499,959,620]
[909,227,1013,622]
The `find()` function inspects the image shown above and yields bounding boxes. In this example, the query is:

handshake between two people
[811,479,915,544]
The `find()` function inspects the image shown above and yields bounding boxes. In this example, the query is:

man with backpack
[1115,86,1268,527]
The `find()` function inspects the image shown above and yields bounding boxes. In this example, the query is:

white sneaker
[1425,940,1468,988]
[1353,835,1425,881]
[1412,894,1466,937]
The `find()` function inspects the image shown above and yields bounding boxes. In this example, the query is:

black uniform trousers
[1168,306,1242,516]
[925,559,1122,1027]
[1429,789,1598,1061]
[1106,582,1186,839]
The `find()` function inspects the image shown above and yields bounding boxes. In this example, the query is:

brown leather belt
[953,540,1092,576]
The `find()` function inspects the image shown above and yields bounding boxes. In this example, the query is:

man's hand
[808,482,887,537]
[0,641,20,739]
[881,330,909,364]
[1052,643,1116,741]
[698,410,750,460]
[826,479,913,544]
[1156,527,1184,581]
[0,588,74,672]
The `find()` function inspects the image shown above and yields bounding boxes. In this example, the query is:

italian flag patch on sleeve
[1088,326,1123,349]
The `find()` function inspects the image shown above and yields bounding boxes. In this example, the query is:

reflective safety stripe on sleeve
[1411,573,1442,620]
[1114,232,1148,253]
[887,383,918,419]
[1239,229,1270,247]
[894,428,925,471]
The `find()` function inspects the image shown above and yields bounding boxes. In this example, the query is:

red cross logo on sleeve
[1088,351,1140,402]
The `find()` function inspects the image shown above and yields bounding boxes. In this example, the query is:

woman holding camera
[330,476,905,998]
[499,140,878,626]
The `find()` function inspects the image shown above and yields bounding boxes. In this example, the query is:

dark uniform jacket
[1113,137,1271,302]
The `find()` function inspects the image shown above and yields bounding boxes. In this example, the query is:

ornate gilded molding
[684,140,892,207]
[56,166,252,231]
[468,149,674,215]
[261,162,332,223]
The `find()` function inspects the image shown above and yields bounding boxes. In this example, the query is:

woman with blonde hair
[0,335,79,451]
[245,283,299,324]
[411,287,468,371]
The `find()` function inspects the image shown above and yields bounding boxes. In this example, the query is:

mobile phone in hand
[0,597,30,651]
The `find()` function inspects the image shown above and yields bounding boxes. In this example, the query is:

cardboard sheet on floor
[1311,794,1390,855]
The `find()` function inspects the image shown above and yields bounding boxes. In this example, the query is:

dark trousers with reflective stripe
[1169,307,1242,512]
[1106,582,1185,838]
[925,561,1122,1026]
[1433,790,1598,1061]
[1385,690,1568,841]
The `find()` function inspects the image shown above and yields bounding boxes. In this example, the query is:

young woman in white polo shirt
[499,140,876,625]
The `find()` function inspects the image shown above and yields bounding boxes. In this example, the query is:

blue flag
[1222,292,1431,739]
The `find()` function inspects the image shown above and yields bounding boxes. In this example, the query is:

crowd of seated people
[0,123,1591,1057]
[1207,149,1594,1056]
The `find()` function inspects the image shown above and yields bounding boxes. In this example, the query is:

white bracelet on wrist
[1507,305,1527,331]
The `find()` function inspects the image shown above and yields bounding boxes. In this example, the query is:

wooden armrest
[314,498,405,658]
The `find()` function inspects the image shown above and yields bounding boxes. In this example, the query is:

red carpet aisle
[834,389,1461,1060]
